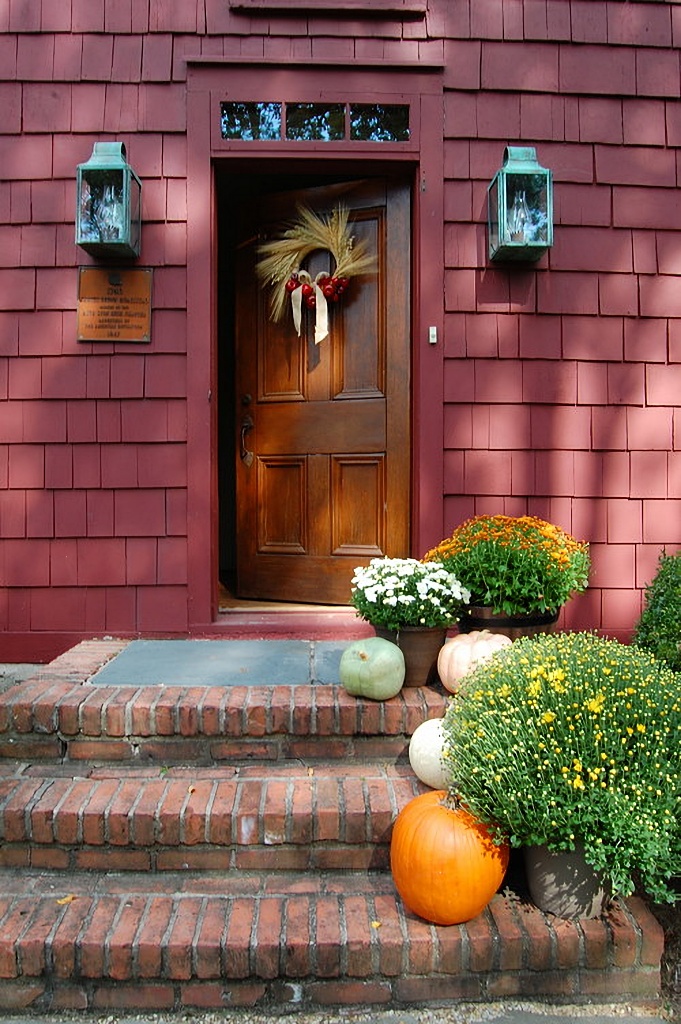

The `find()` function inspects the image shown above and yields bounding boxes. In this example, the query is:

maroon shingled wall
[2,0,680,658]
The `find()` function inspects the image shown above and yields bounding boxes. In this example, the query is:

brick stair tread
[0,641,448,766]
[0,763,426,872]
[0,868,663,1003]
[0,679,446,738]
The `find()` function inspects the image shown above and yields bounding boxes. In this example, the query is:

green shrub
[633,551,681,673]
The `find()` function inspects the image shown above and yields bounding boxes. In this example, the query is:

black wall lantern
[487,146,553,263]
[76,142,142,259]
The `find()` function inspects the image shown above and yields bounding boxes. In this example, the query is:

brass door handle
[240,415,254,466]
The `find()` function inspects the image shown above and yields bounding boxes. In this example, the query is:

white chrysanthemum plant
[351,557,471,632]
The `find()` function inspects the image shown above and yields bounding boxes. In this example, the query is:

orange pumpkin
[437,629,513,694]
[390,790,509,925]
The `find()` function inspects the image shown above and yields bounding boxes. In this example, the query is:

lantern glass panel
[504,172,549,246]
[488,179,500,257]
[78,168,127,246]
[129,176,141,255]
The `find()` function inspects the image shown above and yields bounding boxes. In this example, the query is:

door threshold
[210,610,371,640]
[219,581,348,614]
[214,582,371,638]
[219,597,347,614]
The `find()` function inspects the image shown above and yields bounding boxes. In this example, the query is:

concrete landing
[88,638,349,686]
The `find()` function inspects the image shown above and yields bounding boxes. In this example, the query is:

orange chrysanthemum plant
[424,514,590,618]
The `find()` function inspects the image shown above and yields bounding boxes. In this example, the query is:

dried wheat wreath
[255,205,376,344]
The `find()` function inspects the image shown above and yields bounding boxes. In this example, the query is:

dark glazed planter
[523,843,607,919]
[374,626,447,687]
[457,605,559,641]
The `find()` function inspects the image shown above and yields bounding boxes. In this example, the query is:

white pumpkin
[437,629,513,694]
[408,717,449,789]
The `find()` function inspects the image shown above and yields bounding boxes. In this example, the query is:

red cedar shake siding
[1,0,680,660]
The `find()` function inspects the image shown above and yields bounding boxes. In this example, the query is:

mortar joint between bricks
[545,908,560,967]
[308,896,319,976]
[366,892,382,977]
[201,779,220,845]
[23,778,54,841]
[178,780,199,846]
[338,895,350,975]
[457,910,472,972]
[485,903,503,972]
[127,782,148,846]
[130,895,153,978]
[124,687,144,738]
[310,688,318,734]
[103,897,128,978]
[263,686,275,735]
[360,777,371,843]
[189,895,209,979]
[505,889,536,971]
[160,899,183,979]
[617,898,646,966]
[249,895,262,977]
[103,779,124,844]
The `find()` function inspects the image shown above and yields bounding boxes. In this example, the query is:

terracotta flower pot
[374,626,447,687]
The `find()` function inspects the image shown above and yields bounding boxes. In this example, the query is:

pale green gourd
[339,637,405,700]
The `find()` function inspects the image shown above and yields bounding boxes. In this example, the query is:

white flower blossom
[350,556,470,630]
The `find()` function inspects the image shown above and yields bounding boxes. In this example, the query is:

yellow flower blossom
[586,692,606,714]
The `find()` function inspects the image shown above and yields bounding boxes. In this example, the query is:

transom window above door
[220,101,410,142]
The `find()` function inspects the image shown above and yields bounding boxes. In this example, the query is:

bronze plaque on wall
[77,267,152,343]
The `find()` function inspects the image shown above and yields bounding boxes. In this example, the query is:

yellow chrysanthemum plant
[442,631,681,903]
[425,514,590,618]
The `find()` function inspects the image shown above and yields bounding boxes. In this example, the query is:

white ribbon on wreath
[289,270,330,344]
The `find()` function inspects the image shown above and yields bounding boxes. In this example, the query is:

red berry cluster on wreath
[284,273,351,309]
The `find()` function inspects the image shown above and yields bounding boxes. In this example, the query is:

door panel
[257,457,306,553]
[235,178,410,604]
[255,400,384,454]
[331,455,386,556]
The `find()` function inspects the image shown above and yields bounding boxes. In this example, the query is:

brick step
[0,641,447,766]
[0,867,663,1014]
[0,763,426,873]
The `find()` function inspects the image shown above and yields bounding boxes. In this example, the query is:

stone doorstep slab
[87,639,349,687]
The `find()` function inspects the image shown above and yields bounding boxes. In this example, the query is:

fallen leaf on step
[56,894,78,905]
[371,920,381,929]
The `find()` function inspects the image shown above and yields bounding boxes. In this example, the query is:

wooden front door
[234,178,410,604]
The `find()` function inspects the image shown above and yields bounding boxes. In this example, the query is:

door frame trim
[186,61,444,629]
